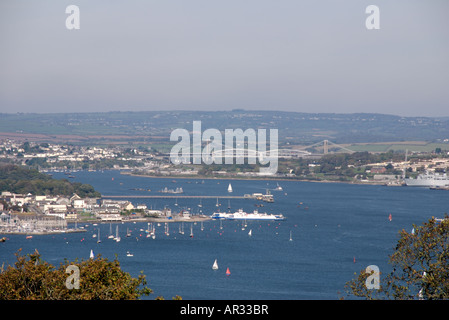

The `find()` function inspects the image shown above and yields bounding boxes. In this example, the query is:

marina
[0,214,86,235]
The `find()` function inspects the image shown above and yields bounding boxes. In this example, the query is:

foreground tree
[0,249,152,299]
[345,216,449,299]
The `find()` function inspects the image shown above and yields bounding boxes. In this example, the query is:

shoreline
[120,171,397,186]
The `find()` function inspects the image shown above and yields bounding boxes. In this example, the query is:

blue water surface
[1,170,447,300]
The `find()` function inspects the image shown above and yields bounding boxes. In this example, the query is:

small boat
[388,213,392,222]
[90,249,94,259]
[226,267,231,276]
[97,229,101,243]
[275,183,283,191]
[165,223,170,236]
[190,224,194,238]
[26,235,33,239]
[212,259,218,270]
[126,251,133,257]
[248,229,252,237]
[289,230,293,242]
[228,183,233,193]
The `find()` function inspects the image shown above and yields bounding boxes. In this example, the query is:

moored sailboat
[115,225,121,242]
[108,223,114,239]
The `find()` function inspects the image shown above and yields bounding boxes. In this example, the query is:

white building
[43,204,67,213]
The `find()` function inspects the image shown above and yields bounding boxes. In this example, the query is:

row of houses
[0,140,118,162]
[0,191,161,222]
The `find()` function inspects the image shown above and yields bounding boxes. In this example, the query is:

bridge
[294,139,355,155]
[167,139,354,162]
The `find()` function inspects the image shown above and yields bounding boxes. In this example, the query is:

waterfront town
[1,138,449,235]
[1,138,449,183]
[0,190,204,235]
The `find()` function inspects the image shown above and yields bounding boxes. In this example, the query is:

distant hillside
[0,164,101,198]
[1,111,449,145]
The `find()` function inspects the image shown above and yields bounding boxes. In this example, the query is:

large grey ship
[404,172,449,187]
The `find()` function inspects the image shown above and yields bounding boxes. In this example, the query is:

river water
[1,170,448,300]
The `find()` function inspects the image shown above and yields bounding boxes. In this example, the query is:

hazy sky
[0,0,448,116]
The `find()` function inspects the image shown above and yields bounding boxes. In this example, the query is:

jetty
[101,195,248,199]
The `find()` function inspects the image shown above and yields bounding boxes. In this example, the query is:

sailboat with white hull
[108,223,114,239]
[115,225,121,242]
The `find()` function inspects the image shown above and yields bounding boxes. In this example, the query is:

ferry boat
[211,209,285,221]
[404,172,449,187]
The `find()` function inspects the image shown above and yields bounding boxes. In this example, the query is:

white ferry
[211,209,285,221]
